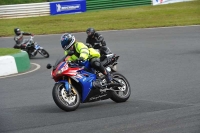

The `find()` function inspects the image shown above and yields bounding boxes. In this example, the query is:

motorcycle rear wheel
[110,72,131,102]
[27,51,36,59]
[52,83,80,111]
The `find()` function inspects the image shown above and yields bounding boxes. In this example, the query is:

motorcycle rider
[61,33,112,83]
[13,28,35,55]
[86,28,112,61]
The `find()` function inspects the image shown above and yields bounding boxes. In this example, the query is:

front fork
[60,77,76,95]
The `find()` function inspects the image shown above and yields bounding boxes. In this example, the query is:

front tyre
[111,65,117,72]
[52,83,80,111]
[39,49,49,58]
[110,72,131,103]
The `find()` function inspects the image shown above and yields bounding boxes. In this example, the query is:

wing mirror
[46,64,52,69]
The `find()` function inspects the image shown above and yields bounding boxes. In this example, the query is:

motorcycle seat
[101,54,115,66]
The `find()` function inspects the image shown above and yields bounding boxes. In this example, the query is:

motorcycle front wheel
[110,72,131,102]
[39,49,49,58]
[111,65,117,72]
[52,83,80,111]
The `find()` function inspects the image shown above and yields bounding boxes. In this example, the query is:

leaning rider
[13,28,35,55]
[61,33,112,83]
[86,27,112,61]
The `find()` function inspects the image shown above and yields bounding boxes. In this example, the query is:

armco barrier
[0,51,30,76]
[86,0,152,11]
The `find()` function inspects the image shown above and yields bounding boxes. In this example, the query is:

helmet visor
[87,31,92,36]
[15,29,21,35]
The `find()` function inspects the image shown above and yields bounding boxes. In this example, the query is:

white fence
[0,2,50,19]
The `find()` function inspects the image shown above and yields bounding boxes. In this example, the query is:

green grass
[0,0,200,37]
[0,48,21,56]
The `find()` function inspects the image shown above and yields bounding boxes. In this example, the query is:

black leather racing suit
[86,32,112,61]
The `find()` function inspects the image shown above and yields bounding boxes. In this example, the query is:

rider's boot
[104,69,113,83]
[31,50,36,56]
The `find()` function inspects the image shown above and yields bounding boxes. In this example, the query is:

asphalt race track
[0,26,200,133]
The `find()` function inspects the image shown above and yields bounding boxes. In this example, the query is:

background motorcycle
[24,36,49,58]
[87,43,119,72]
[46,53,131,112]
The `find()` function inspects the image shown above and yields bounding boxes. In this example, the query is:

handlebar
[30,36,34,40]
[25,36,35,48]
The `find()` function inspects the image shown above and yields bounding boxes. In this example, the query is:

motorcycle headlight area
[56,70,62,75]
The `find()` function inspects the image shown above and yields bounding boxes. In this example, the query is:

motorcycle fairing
[83,89,111,103]
[60,62,82,77]
[76,70,111,103]
[34,44,41,50]
[75,70,97,102]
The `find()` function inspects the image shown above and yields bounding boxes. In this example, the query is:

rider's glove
[75,57,85,65]
[93,43,101,49]
[86,43,92,48]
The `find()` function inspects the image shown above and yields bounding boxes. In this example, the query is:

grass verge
[0,48,21,56]
[0,0,200,37]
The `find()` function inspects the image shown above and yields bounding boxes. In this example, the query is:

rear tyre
[27,50,32,59]
[52,83,80,111]
[27,52,31,59]
[110,72,131,102]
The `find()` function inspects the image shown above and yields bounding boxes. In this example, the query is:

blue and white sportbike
[46,54,131,112]
[25,36,49,58]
